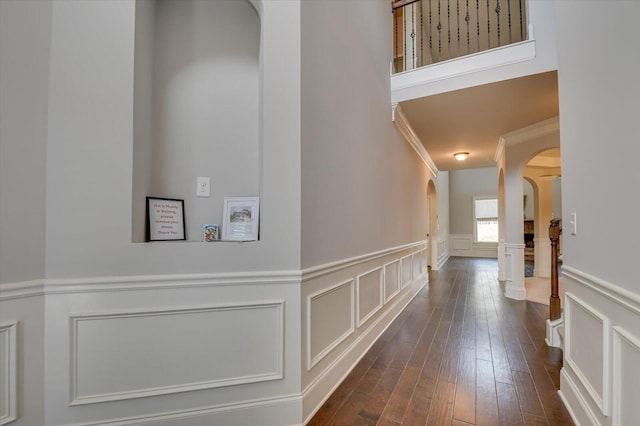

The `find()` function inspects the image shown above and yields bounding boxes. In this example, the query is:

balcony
[392,0,528,73]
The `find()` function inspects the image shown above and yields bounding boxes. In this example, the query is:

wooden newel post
[549,219,562,321]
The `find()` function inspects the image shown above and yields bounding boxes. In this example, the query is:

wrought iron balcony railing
[392,0,528,73]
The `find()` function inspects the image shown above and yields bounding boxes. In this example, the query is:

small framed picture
[204,224,219,242]
[222,197,260,241]
[146,197,186,241]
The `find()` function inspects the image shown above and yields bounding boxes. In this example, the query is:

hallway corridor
[309,257,573,425]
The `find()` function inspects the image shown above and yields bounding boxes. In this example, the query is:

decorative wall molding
[0,279,45,301]
[307,280,355,370]
[302,277,427,423]
[500,116,559,146]
[559,368,600,426]
[449,234,498,258]
[612,326,640,426]
[562,265,640,316]
[302,240,427,282]
[71,393,303,426]
[412,250,424,280]
[356,267,384,328]
[564,292,610,416]
[400,254,413,288]
[70,301,284,405]
[383,260,401,304]
[559,265,640,426]
[0,321,18,426]
[391,105,438,177]
[1,272,300,301]
[391,34,536,101]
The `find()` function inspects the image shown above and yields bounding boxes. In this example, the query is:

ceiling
[399,71,559,171]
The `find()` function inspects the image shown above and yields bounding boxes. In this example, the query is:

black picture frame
[146,197,186,241]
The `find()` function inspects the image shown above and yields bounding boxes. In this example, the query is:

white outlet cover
[196,177,210,197]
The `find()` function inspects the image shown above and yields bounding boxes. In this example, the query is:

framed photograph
[222,197,260,241]
[146,197,186,241]
[204,224,219,242]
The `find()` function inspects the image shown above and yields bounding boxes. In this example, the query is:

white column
[533,177,554,277]
[503,168,525,299]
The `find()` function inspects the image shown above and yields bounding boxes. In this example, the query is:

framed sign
[222,197,259,241]
[146,197,186,241]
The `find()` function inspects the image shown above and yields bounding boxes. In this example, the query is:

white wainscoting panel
[70,301,284,405]
[449,235,497,258]
[451,235,471,251]
[612,326,640,426]
[412,251,422,280]
[0,321,17,425]
[384,261,400,303]
[307,280,355,370]
[505,252,513,282]
[400,255,412,288]
[564,292,610,416]
[356,267,383,328]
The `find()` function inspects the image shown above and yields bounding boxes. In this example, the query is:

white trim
[391,38,536,98]
[0,279,45,301]
[302,278,427,423]
[612,326,640,426]
[562,265,640,316]
[1,272,300,301]
[69,393,303,426]
[400,254,413,288]
[559,368,600,426]
[355,267,384,328]
[392,104,438,177]
[500,116,559,146]
[0,321,18,426]
[69,301,284,405]
[2,243,429,300]
[383,260,401,304]
[302,240,427,281]
[494,136,505,164]
[306,280,355,370]
[564,292,610,416]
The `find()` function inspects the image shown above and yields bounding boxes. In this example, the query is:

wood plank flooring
[308,257,573,426]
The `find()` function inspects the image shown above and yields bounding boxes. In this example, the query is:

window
[474,197,498,243]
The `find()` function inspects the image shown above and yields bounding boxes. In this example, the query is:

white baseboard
[302,274,427,424]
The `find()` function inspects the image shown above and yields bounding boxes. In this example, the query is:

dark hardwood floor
[308,257,573,426]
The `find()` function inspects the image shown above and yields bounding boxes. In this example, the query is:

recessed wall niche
[132,0,261,242]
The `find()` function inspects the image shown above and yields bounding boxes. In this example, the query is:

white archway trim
[392,104,439,177]
[502,116,559,146]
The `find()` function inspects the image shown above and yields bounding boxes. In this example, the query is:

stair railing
[549,219,562,321]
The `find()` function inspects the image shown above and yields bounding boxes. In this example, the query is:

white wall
[299,0,431,420]
[555,2,640,425]
[448,167,498,258]
[435,171,450,267]
[1,0,304,424]
[300,0,429,268]
[523,178,534,220]
[132,0,260,242]
[0,0,51,284]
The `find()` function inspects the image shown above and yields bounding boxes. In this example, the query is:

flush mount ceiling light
[453,152,469,161]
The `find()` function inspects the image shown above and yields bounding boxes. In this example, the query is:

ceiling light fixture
[454,152,469,161]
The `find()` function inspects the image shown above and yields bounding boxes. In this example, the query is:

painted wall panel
[308,280,354,369]
[613,327,640,426]
[384,261,400,303]
[357,268,383,327]
[71,302,283,404]
[401,255,412,288]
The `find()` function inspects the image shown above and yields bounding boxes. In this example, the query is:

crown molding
[501,116,559,146]
[392,104,438,177]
